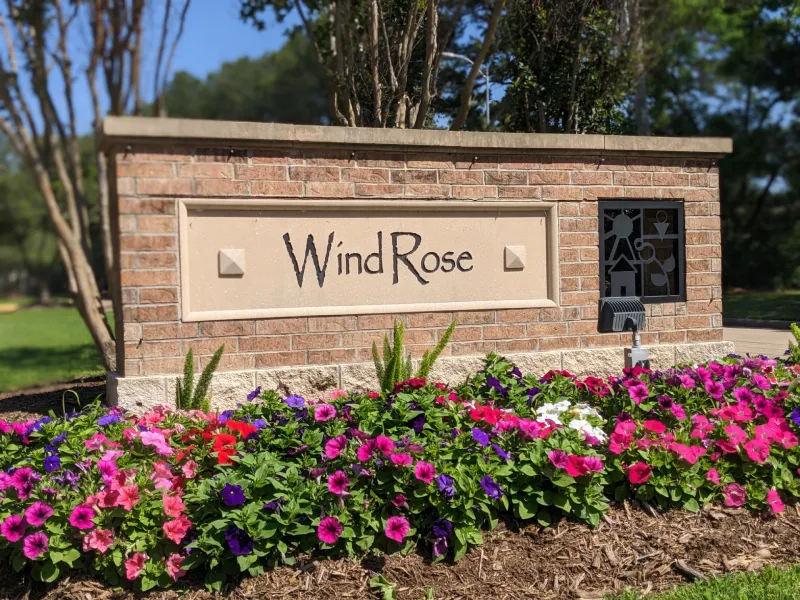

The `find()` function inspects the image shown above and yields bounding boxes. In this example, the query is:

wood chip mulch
[2,503,800,600]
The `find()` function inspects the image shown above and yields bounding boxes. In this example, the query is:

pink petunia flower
[314,404,336,422]
[723,483,746,507]
[125,552,147,580]
[669,443,706,465]
[706,468,720,485]
[642,420,666,434]
[69,505,96,530]
[327,471,350,495]
[24,502,54,527]
[162,514,191,543]
[725,424,747,445]
[324,435,348,459]
[392,494,408,508]
[390,453,413,466]
[628,462,652,485]
[744,438,770,463]
[414,461,436,484]
[375,435,395,456]
[317,516,343,544]
[166,553,186,581]
[182,460,198,479]
[83,528,114,553]
[1,515,26,542]
[767,489,784,514]
[565,455,588,477]
[385,515,410,543]
[163,494,186,518]
[117,485,140,511]
[22,531,48,560]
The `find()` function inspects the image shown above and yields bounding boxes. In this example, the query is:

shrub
[0,350,799,591]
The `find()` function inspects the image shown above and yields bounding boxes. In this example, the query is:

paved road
[723,327,795,359]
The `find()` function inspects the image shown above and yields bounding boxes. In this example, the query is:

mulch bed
[0,378,105,421]
[1,504,799,600]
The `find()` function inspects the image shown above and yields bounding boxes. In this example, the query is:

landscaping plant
[1,346,800,591]
[175,346,224,411]
[372,319,456,392]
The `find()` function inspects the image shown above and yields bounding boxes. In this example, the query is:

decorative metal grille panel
[599,200,685,303]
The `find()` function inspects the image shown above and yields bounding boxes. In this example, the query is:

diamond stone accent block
[504,245,526,270]
[218,249,246,276]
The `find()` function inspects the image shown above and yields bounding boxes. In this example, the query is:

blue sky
[64,2,299,133]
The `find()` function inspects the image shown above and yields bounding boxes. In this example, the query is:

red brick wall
[112,145,721,378]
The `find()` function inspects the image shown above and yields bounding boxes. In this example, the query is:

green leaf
[37,560,60,583]
[683,498,700,513]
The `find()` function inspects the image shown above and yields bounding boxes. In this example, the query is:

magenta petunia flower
[704,380,725,400]
[723,483,746,507]
[24,502,53,527]
[642,420,666,434]
[390,453,413,466]
[22,531,48,560]
[706,468,720,485]
[548,449,569,469]
[69,505,95,530]
[385,516,410,543]
[628,462,652,485]
[327,470,350,495]
[375,435,395,456]
[1,515,26,542]
[767,489,784,514]
[317,516,343,544]
[414,461,436,484]
[583,456,604,473]
[314,404,336,422]
[628,384,650,404]
[356,439,378,462]
[324,435,348,459]
[744,438,770,463]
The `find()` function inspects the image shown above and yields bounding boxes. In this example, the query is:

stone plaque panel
[179,199,558,321]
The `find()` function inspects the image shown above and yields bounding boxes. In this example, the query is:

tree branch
[450,0,506,130]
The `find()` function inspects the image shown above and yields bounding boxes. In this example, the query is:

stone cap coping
[102,116,733,157]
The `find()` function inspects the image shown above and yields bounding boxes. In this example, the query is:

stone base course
[108,341,735,413]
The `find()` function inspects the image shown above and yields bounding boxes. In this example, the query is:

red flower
[212,433,237,452]
[628,462,652,485]
[540,369,575,382]
[216,447,237,465]
[642,420,666,434]
[226,420,257,440]
[469,405,505,425]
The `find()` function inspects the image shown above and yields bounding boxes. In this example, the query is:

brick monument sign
[102,117,732,412]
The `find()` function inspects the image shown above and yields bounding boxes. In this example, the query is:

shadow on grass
[0,344,103,388]
[724,292,800,322]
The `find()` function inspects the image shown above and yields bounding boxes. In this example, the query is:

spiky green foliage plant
[175,346,224,411]
[372,319,456,392]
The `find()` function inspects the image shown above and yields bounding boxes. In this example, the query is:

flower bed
[1,352,799,591]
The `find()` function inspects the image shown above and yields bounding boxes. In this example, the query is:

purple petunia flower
[472,428,490,447]
[487,376,508,395]
[220,483,246,507]
[432,518,453,538]
[98,414,121,427]
[791,409,800,427]
[224,526,254,556]
[284,395,305,409]
[253,419,267,430]
[218,410,234,425]
[50,433,67,445]
[44,456,61,473]
[246,386,262,402]
[480,475,504,500]
[263,498,283,513]
[435,474,456,499]
[410,414,426,434]
[491,444,510,462]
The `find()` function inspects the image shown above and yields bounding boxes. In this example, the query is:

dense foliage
[1,350,799,590]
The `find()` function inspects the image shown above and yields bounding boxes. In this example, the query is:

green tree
[641,0,800,289]
[238,0,506,129]
[490,0,636,134]
[162,32,330,124]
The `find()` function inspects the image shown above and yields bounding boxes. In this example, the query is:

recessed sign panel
[179,200,558,321]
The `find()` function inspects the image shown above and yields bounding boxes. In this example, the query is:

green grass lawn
[0,307,106,393]
[723,290,800,322]
[612,566,800,600]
